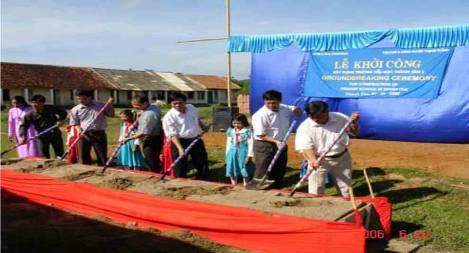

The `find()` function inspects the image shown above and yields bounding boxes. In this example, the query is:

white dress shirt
[252,104,295,141]
[295,112,350,157]
[162,104,200,139]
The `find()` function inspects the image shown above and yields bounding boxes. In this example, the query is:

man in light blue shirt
[126,94,163,172]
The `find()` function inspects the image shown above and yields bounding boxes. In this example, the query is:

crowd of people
[6,89,359,196]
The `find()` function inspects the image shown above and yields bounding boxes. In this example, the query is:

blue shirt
[137,104,162,136]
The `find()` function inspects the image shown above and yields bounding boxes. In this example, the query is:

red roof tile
[186,74,240,90]
[1,62,113,89]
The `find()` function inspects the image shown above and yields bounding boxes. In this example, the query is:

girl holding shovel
[114,110,146,170]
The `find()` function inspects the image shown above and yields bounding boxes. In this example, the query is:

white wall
[58,89,76,106]
[215,89,237,105]
[28,88,52,104]
[96,89,113,103]
[186,91,207,105]
[0,88,22,106]
[1,87,226,107]
[1,88,51,106]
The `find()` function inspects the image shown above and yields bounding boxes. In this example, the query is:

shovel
[288,117,354,197]
[60,98,113,161]
[1,124,59,157]
[98,118,139,174]
[246,120,297,190]
[159,123,211,181]
[159,134,203,181]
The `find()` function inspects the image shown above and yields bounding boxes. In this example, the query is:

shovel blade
[95,169,106,176]
[255,179,275,190]
[245,178,261,190]
[245,178,276,190]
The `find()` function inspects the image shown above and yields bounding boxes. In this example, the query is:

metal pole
[226,0,232,108]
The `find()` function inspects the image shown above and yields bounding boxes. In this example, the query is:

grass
[355,167,469,252]
[0,105,216,159]
[1,108,468,252]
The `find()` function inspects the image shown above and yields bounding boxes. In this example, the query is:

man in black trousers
[19,94,67,159]
[70,90,114,165]
[127,94,164,172]
[162,92,209,178]
[251,90,302,188]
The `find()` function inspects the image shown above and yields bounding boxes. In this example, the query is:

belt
[85,129,105,133]
[325,148,348,159]
[180,137,199,141]
[254,139,271,144]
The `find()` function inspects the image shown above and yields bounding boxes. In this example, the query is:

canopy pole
[226,0,232,108]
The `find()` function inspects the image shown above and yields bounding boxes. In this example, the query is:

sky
[2,0,469,79]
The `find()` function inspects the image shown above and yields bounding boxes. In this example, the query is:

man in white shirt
[295,101,359,197]
[251,90,302,188]
[162,92,209,178]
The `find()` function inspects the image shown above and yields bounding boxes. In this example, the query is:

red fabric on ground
[278,191,392,241]
[1,170,365,253]
[354,210,363,226]
[358,197,392,240]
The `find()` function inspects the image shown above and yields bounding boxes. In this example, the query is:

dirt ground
[203,133,469,179]
[1,159,361,222]
[2,133,468,253]
[1,158,374,252]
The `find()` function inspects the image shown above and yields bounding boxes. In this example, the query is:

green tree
[231,78,250,95]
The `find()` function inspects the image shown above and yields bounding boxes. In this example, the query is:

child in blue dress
[115,110,147,170]
[225,114,254,186]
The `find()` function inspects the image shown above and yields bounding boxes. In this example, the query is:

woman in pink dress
[7,96,41,158]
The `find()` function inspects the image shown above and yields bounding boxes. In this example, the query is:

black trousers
[171,138,209,178]
[80,130,107,166]
[253,140,288,184]
[140,135,163,172]
[38,129,64,159]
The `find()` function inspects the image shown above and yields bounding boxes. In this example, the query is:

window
[2,89,10,101]
[213,90,219,101]
[114,90,119,104]
[70,90,74,100]
[187,91,194,99]
[127,91,132,100]
[157,91,165,100]
[53,89,59,104]
[197,91,205,100]
[22,88,29,98]
[109,90,118,104]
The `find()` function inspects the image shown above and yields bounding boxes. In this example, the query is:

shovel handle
[1,124,59,157]
[363,168,375,198]
[61,99,113,160]
[99,119,139,174]
[289,117,354,197]
[159,135,202,181]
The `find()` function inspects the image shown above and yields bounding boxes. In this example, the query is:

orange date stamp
[399,229,431,240]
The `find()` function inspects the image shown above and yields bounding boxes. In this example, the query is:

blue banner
[304,47,453,98]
